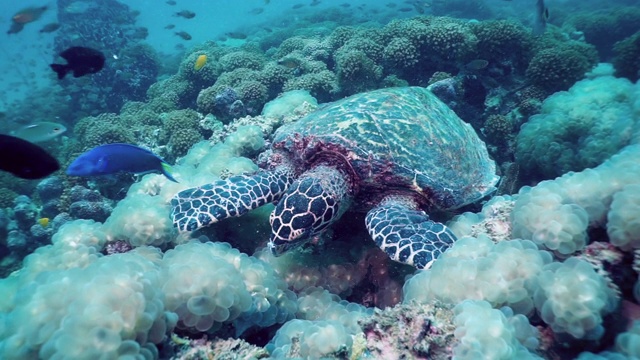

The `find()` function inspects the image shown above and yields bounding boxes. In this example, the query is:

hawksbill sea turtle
[171,87,499,269]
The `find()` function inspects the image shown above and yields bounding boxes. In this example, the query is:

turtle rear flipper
[365,195,456,269]
[171,168,294,232]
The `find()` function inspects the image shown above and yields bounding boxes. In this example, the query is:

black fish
[164,24,176,29]
[39,22,60,33]
[175,31,192,40]
[7,6,48,34]
[226,31,247,39]
[166,0,177,4]
[0,134,59,179]
[50,46,105,79]
[175,10,196,19]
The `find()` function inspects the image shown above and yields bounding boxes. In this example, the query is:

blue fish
[67,143,178,182]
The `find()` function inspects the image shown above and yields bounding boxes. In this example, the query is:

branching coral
[613,31,640,82]
[525,43,598,93]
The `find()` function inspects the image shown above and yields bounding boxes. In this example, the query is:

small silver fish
[12,122,67,143]
[465,59,489,71]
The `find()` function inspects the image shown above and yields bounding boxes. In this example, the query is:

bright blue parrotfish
[67,143,178,182]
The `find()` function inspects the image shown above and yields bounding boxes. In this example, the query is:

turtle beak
[268,228,312,256]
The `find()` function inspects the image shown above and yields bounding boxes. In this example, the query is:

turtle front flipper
[171,168,294,232]
[365,195,456,269]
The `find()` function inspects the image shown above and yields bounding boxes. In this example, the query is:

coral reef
[613,31,640,82]
[2,8,640,360]
[471,19,534,73]
[566,7,640,59]
[516,76,639,180]
[525,42,598,93]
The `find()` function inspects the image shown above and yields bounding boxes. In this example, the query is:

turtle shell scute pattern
[272,87,498,210]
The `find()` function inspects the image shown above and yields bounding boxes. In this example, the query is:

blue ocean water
[0,0,639,358]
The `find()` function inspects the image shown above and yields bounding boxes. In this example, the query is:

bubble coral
[161,241,296,335]
[516,76,637,180]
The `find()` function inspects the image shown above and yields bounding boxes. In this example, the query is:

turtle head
[268,165,350,256]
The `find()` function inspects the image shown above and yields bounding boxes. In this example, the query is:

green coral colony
[172,87,499,269]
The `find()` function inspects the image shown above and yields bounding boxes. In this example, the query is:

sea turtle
[171,87,499,269]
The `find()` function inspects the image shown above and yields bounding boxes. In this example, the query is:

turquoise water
[1,0,640,358]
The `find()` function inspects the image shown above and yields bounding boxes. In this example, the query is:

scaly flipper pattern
[171,168,294,232]
[365,196,456,269]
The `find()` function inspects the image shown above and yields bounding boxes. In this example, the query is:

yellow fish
[38,217,49,227]
[194,54,207,70]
